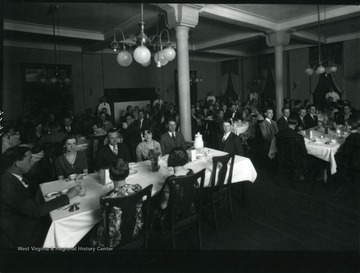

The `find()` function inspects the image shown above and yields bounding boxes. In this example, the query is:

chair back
[275,134,303,172]
[166,169,206,230]
[101,184,153,248]
[209,153,235,192]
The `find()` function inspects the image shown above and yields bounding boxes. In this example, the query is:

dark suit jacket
[277,116,288,132]
[136,118,152,131]
[160,131,187,155]
[219,132,244,156]
[304,113,318,129]
[225,110,242,121]
[335,112,353,125]
[259,119,278,142]
[296,116,306,130]
[95,143,131,170]
[0,172,69,247]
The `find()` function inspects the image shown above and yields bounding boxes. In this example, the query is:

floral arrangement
[148,149,161,172]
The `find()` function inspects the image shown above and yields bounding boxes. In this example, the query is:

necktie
[112,145,118,155]
[172,133,176,141]
[222,134,227,142]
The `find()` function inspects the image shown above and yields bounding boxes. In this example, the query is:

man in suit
[95,128,132,170]
[277,106,290,132]
[296,107,307,131]
[136,109,152,131]
[304,104,319,129]
[60,116,75,134]
[122,113,142,161]
[275,118,308,181]
[225,103,243,121]
[0,147,81,247]
[160,118,187,155]
[259,108,279,142]
[219,119,244,156]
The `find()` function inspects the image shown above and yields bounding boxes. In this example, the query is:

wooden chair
[203,153,235,232]
[275,134,309,184]
[101,184,153,249]
[158,168,206,249]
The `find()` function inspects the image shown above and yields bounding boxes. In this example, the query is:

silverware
[59,202,80,210]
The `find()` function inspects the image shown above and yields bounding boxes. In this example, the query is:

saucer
[45,191,60,198]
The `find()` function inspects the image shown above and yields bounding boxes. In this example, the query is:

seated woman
[55,134,88,179]
[135,128,162,162]
[158,147,194,210]
[92,158,143,247]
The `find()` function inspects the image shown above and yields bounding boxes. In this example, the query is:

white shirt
[11,173,28,188]
[222,132,231,141]
[168,132,176,138]
[325,91,340,102]
[265,118,272,124]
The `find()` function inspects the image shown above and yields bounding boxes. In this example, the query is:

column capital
[265,29,295,47]
[158,4,202,29]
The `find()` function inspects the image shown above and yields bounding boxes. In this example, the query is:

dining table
[40,148,257,248]
[231,121,249,135]
[268,126,348,174]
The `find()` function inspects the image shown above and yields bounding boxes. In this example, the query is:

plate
[45,191,60,198]
[129,169,138,175]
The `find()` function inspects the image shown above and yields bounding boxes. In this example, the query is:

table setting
[231,120,249,135]
[40,147,257,248]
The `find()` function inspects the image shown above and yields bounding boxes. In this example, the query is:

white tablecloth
[304,128,346,174]
[41,148,257,248]
[231,122,249,135]
[268,128,347,174]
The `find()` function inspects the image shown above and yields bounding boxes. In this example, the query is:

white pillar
[274,44,284,120]
[176,26,192,141]
[266,30,293,120]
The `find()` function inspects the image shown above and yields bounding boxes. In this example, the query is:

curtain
[309,73,320,104]
[331,65,345,99]
[231,73,239,98]
[221,73,228,95]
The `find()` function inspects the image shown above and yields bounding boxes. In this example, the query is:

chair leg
[228,191,234,222]
[171,228,176,249]
[198,218,202,250]
[211,197,219,233]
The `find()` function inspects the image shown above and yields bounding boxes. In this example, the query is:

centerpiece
[148,149,161,172]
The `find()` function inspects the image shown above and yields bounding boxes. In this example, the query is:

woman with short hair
[135,128,162,162]
[54,134,88,179]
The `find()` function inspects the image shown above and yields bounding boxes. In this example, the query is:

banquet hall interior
[1,2,360,271]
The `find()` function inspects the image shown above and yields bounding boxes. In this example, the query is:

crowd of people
[1,89,360,248]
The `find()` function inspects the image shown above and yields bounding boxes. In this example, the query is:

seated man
[296,107,307,131]
[219,119,244,156]
[335,117,360,180]
[160,118,186,155]
[260,108,278,142]
[95,129,131,171]
[277,106,290,132]
[304,104,318,129]
[275,118,308,181]
[0,147,81,247]
[335,103,353,126]
[31,121,67,154]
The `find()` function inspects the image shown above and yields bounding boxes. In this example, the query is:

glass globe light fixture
[162,46,176,61]
[305,67,314,76]
[117,50,133,67]
[330,65,337,72]
[316,65,325,74]
[154,51,168,66]
[134,45,151,64]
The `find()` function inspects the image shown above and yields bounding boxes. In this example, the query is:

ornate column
[159,4,201,141]
[266,30,293,119]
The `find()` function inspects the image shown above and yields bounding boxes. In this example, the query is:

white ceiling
[3,3,360,62]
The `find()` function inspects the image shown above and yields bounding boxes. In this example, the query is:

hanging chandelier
[305,5,337,76]
[39,5,71,85]
[110,3,176,67]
